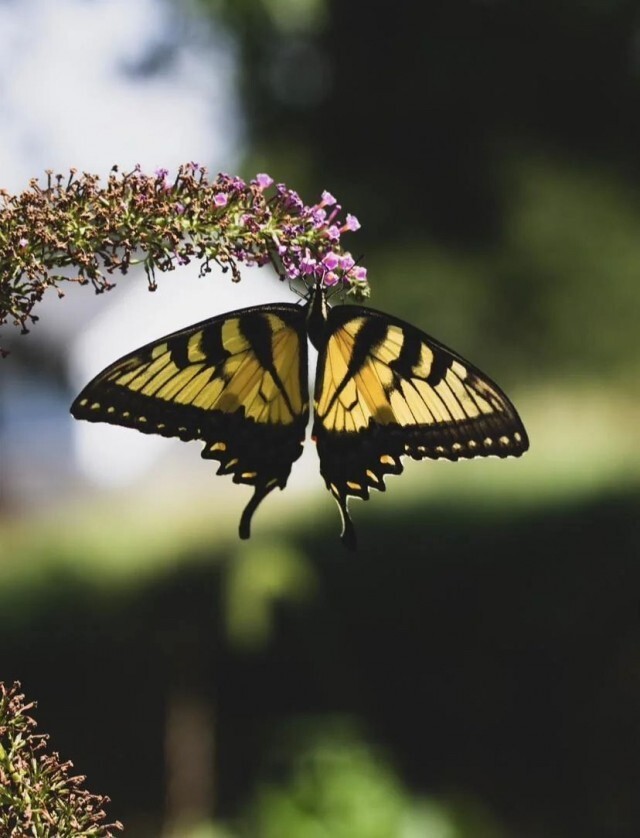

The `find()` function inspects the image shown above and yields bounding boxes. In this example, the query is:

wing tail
[239,481,279,539]
[333,490,357,550]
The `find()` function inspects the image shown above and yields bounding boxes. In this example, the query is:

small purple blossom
[343,213,361,232]
[300,255,318,275]
[311,207,327,226]
[320,190,337,207]
[18,237,28,248]
[288,191,303,211]
[326,224,341,242]
[323,270,340,287]
[276,183,304,212]
[339,253,355,271]
[154,167,169,180]
[322,251,340,271]
[352,266,368,284]
[216,173,247,194]
[254,173,274,190]
[214,193,228,207]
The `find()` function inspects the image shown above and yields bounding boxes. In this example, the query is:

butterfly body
[71,281,528,547]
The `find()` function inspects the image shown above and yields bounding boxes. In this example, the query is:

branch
[0,164,369,355]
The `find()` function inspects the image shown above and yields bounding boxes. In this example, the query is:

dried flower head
[0,682,123,836]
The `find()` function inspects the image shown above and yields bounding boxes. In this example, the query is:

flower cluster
[0,682,123,836]
[0,164,369,353]
[271,186,367,287]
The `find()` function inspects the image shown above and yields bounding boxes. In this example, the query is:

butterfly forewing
[71,303,309,537]
[311,305,528,546]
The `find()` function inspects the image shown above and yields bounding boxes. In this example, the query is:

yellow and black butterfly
[71,280,529,547]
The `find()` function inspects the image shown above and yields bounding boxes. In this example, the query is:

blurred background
[1,0,640,835]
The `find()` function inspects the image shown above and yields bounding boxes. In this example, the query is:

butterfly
[71,280,529,548]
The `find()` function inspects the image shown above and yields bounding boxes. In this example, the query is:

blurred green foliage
[238,719,504,838]
[224,542,316,651]
[2,490,640,835]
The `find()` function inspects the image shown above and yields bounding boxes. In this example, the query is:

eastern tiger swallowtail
[71,280,528,547]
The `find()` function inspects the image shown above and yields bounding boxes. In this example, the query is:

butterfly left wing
[71,303,309,538]
[312,304,529,548]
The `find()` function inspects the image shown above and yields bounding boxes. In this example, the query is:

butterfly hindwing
[312,304,529,547]
[71,303,309,537]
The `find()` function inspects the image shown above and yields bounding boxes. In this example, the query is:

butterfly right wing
[312,304,529,547]
[71,303,309,538]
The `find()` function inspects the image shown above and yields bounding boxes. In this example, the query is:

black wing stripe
[350,317,388,372]
[392,329,422,374]
[425,351,452,387]
[243,314,298,419]
[199,325,226,362]
[170,336,191,369]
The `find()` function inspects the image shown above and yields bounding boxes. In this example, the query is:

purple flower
[321,190,337,207]
[311,207,327,226]
[323,270,340,287]
[300,255,318,275]
[175,203,185,215]
[18,237,28,248]
[276,184,304,212]
[343,213,361,232]
[254,173,274,189]
[352,266,368,284]
[217,173,246,192]
[326,224,341,242]
[339,253,355,271]
[214,193,228,207]
[154,167,169,179]
[321,251,340,271]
